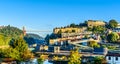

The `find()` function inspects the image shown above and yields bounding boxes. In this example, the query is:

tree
[45,34,50,45]
[53,56,59,61]
[68,48,81,64]
[93,56,107,64]
[0,48,20,60]
[84,35,89,39]
[92,26,105,34]
[87,27,92,31]
[101,35,106,40]
[109,19,118,28]
[70,23,76,28]
[10,38,33,61]
[37,55,45,64]
[107,32,119,42]
[0,25,23,38]
[0,34,11,46]
[49,33,58,39]
[57,29,62,34]
[0,38,34,62]
[88,40,100,48]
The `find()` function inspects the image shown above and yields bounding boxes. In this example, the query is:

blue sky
[0,0,120,36]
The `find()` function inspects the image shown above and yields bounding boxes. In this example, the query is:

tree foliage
[0,25,23,46]
[109,19,118,28]
[0,25,23,38]
[0,48,20,60]
[107,32,119,42]
[57,29,62,34]
[0,34,11,46]
[68,48,81,64]
[11,38,33,61]
[93,56,107,64]
[0,38,33,62]
[37,55,45,64]
[92,26,105,34]
[70,23,76,28]
[24,33,44,45]
[88,40,100,48]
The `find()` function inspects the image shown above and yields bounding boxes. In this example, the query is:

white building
[106,53,120,64]
[112,28,120,33]
[112,24,120,33]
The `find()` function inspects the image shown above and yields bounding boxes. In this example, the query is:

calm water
[20,58,52,64]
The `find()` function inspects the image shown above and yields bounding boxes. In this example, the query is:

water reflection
[19,58,52,64]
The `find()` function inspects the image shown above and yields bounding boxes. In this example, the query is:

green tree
[45,34,50,45]
[0,48,20,60]
[107,32,119,42]
[92,26,105,34]
[93,56,107,64]
[84,35,89,39]
[88,41,100,48]
[87,27,92,31]
[65,30,70,33]
[109,19,118,28]
[101,35,106,40]
[68,48,81,64]
[0,25,23,38]
[10,38,33,61]
[37,55,45,64]
[0,34,11,46]
[70,23,76,28]
[57,29,62,34]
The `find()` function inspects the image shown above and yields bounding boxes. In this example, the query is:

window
[108,56,111,60]
[116,57,118,61]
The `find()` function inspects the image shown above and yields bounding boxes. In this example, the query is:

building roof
[106,53,120,57]
[93,47,107,52]
[2,58,15,62]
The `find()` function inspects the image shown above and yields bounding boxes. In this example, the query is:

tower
[23,26,26,36]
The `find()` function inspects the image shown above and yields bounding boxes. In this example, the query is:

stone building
[87,20,105,27]
[53,27,86,34]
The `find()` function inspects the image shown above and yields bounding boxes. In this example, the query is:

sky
[0,0,120,36]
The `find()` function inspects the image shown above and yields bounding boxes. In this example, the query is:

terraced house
[53,27,86,34]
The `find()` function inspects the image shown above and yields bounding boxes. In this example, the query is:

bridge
[22,26,53,36]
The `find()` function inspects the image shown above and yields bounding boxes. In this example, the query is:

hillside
[0,25,23,46]
[0,25,23,38]
[25,33,43,40]
[24,33,44,45]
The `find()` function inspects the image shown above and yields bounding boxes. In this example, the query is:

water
[43,60,52,64]
[19,58,52,64]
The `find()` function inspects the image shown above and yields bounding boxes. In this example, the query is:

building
[48,46,60,53]
[81,56,94,64]
[36,45,48,51]
[36,45,60,53]
[49,38,69,45]
[53,27,86,34]
[54,46,60,53]
[61,31,92,38]
[87,20,105,27]
[112,28,120,33]
[117,23,120,28]
[93,47,108,55]
[112,24,120,33]
[106,53,120,64]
